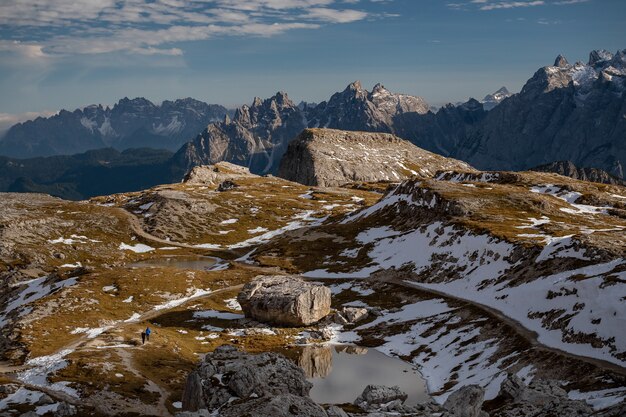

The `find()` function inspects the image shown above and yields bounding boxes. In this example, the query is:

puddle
[282,345,429,405]
[128,256,219,271]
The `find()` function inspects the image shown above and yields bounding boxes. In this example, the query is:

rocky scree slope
[0,98,228,158]
[255,170,626,369]
[278,128,475,187]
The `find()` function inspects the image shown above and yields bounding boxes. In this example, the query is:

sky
[0,0,625,128]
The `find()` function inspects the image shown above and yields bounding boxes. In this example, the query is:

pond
[283,344,429,405]
[128,255,219,271]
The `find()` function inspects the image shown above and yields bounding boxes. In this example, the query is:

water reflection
[128,255,219,271]
[284,344,428,405]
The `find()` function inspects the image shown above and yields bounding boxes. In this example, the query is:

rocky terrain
[0,112,625,416]
[0,98,228,158]
[278,128,474,187]
[531,161,626,186]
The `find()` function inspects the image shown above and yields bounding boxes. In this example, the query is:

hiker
[145,326,151,342]
[141,331,146,345]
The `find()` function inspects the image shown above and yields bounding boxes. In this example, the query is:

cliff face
[277,128,475,187]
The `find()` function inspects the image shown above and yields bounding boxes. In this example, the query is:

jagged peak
[345,80,364,92]
[251,97,263,108]
[588,49,614,66]
[372,83,388,93]
[494,86,510,95]
[554,54,569,68]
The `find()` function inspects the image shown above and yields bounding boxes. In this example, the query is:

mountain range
[0,98,229,158]
[0,48,624,200]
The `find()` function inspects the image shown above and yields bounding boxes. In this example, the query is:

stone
[325,405,349,417]
[490,374,593,417]
[340,307,369,324]
[181,371,206,412]
[354,385,408,410]
[237,275,331,326]
[175,411,210,417]
[181,345,313,413]
[219,394,328,417]
[34,393,54,406]
[216,180,238,192]
[56,402,77,416]
[443,385,485,417]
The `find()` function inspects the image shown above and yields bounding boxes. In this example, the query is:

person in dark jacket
[141,331,146,345]
[145,327,151,341]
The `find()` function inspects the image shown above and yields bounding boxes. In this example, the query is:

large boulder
[354,385,408,410]
[443,385,485,417]
[237,275,331,326]
[220,394,328,417]
[181,345,313,413]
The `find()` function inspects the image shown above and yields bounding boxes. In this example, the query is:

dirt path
[113,207,241,258]
[380,276,626,377]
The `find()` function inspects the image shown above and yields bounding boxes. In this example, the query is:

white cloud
[448,0,590,10]
[0,0,377,57]
[304,7,368,23]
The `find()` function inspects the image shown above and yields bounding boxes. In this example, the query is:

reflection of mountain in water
[295,345,369,378]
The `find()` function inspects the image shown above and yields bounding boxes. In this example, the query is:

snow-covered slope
[261,170,626,368]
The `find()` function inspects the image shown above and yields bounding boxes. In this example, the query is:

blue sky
[0,0,624,123]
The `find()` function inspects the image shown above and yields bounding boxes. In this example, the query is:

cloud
[0,0,376,57]
[448,0,591,10]
[304,7,368,23]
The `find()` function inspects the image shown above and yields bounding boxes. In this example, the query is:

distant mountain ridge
[457,49,626,178]
[530,160,626,186]
[0,98,229,158]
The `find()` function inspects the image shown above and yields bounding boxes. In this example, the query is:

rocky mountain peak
[554,54,569,68]
[346,80,364,92]
[372,83,388,94]
[252,97,263,108]
[482,87,512,110]
[588,49,614,66]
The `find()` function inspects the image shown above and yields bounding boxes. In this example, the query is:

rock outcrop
[488,374,593,417]
[278,128,475,187]
[181,345,323,416]
[530,160,626,186]
[182,162,257,186]
[237,275,331,326]
[443,385,486,417]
